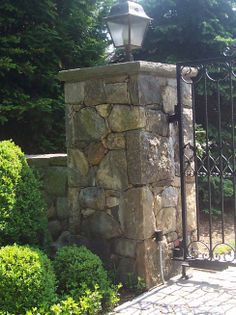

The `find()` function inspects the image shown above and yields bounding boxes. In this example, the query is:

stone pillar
[59,61,195,288]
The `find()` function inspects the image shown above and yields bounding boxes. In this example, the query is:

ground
[112,267,236,314]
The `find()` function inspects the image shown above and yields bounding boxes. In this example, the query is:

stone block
[155,207,177,234]
[126,131,175,185]
[49,155,67,166]
[96,104,111,118]
[88,237,112,264]
[56,197,69,220]
[96,150,128,190]
[183,107,193,145]
[106,196,119,208]
[83,211,122,239]
[161,79,177,114]
[75,108,108,142]
[64,82,84,104]
[84,80,106,105]
[27,156,50,168]
[161,186,178,208]
[86,142,107,166]
[129,74,161,105]
[116,257,136,285]
[108,105,146,132]
[181,80,192,107]
[186,182,197,231]
[145,110,169,136]
[65,105,75,148]
[68,166,96,187]
[105,82,130,104]
[68,149,89,175]
[113,238,137,258]
[44,167,67,196]
[79,187,105,210]
[68,188,80,234]
[119,187,156,240]
[136,239,160,288]
[105,133,126,150]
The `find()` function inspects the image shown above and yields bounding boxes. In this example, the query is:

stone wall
[27,154,69,248]
[58,61,196,288]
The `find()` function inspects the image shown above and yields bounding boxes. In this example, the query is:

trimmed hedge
[53,245,110,294]
[0,140,47,246]
[0,244,57,313]
[53,245,121,309]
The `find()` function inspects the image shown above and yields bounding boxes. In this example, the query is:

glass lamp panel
[107,21,129,47]
[130,19,149,47]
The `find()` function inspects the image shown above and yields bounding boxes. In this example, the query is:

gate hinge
[168,105,179,123]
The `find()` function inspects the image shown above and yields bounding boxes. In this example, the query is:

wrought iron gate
[176,56,236,274]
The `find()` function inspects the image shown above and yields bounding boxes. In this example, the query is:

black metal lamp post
[105,0,152,61]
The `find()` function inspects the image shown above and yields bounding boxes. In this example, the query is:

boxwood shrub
[0,244,57,314]
[53,245,110,294]
[53,245,120,309]
[0,140,47,246]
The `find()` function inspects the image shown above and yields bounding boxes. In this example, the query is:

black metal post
[177,65,189,271]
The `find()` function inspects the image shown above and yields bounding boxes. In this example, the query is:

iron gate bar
[230,69,236,259]
[216,80,225,244]
[192,83,201,242]
[175,56,236,275]
[176,64,188,264]
[203,69,213,258]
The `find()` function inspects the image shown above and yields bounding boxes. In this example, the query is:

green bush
[0,140,47,246]
[0,244,57,314]
[27,286,103,315]
[53,245,110,294]
[53,245,120,309]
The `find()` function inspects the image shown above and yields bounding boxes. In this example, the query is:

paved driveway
[112,267,236,314]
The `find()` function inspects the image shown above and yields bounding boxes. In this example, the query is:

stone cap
[26,154,67,167]
[58,61,177,82]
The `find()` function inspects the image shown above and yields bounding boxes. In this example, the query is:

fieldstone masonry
[27,154,68,244]
[58,61,196,288]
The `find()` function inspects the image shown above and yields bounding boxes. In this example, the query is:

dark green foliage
[137,0,236,62]
[53,245,120,309]
[0,140,47,246]
[54,245,111,294]
[0,244,57,314]
[0,0,111,153]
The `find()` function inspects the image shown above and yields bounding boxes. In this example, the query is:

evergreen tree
[137,0,236,62]
[0,0,110,153]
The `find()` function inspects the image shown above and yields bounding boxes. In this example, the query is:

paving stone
[111,267,236,315]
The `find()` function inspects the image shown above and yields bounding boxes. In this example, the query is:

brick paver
[112,267,236,314]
